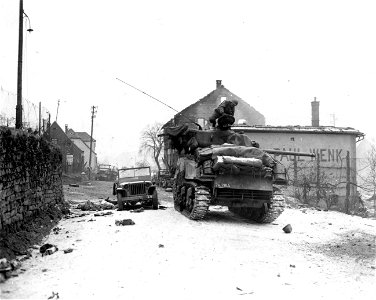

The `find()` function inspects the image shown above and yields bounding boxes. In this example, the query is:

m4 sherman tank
[163,122,314,223]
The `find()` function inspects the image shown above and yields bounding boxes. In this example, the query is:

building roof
[50,121,84,153]
[68,131,95,142]
[232,125,365,139]
[165,81,265,128]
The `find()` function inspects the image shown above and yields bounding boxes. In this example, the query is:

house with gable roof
[167,80,265,129]
[65,125,98,172]
[49,121,84,173]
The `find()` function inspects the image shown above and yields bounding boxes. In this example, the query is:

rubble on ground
[77,200,115,211]
[94,211,113,217]
[0,257,22,282]
[283,224,292,233]
[115,219,135,226]
[40,244,58,256]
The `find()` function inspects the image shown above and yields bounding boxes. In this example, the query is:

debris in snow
[130,207,144,213]
[115,219,135,226]
[77,200,102,211]
[100,200,115,209]
[159,244,164,248]
[10,260,20,270]
[53,227,62,234]
[283,224,292,233]
[0,258,11,272]
[63,248,74,254]
[40,244,58,256]
[77,200,116,211]
[47,291,60,299]
[94,211,113,217]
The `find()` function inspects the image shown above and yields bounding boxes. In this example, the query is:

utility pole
[88,106,98,180]
[56,99,60,122]
[330,113,337,127]
[316,153,320,201]
[15,0,32,129]
[16,0,24,129]
[345,151,351,214]
[38,102,41,135]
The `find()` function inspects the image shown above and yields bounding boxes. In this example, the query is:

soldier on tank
[209,99,238,129]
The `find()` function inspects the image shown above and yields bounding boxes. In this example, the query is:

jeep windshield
[118,167,151,183]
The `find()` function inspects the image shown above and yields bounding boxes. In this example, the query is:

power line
[115,78,202,129]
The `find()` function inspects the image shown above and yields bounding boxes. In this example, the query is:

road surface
[0,181,375,300]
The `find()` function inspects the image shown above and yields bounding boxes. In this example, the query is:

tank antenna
[116,77,202,129]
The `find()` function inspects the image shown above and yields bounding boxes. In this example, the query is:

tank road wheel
[181,185,210,220]
[185,187,195,213]
[173,172,185,212]
[251,194,285,223]
[173,185,186,212]
[152,190,159,210]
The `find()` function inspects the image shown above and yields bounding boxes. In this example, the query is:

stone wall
[0,127,64,233]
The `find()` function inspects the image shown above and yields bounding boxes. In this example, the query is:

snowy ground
[0,182,374,300]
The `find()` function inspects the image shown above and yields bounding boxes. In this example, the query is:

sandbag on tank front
[197,145,275,167]
[213,156,263,170]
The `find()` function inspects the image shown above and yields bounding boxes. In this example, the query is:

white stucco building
[66,127,97,171]
[233,125,364,201]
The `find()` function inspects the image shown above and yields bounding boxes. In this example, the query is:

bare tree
[139,122,164,173]
[362,145,376,216]
[289,160,342,210]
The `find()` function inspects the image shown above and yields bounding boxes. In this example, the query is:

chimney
[216,80,222,89]
[311,97,320,127]
[65,124,68,134]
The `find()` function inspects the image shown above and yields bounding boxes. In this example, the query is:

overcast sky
[1,0,375,166]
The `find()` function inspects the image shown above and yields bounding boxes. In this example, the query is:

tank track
[173,174,210,220]
[182,185,210,220]
[229,194,285,223]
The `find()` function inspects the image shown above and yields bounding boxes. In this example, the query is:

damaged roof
[232,125,365,138]
[68,131,95,142]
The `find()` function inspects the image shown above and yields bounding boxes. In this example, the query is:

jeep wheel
[117,193,124,211]
[152,190,158,210]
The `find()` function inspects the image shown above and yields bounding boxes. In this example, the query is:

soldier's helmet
[231,99,239,106]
